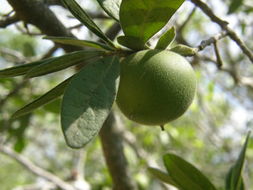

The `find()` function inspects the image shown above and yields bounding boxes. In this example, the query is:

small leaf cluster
[149,132,251,190]
[0,0,194,148]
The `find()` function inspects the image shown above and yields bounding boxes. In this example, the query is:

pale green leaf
[61,56,120,148]
[119,0,185,46]
[163,153,217,190]
[97,0,121,20]
[0,57,54,78]
[225,132,251,190]
[25,50,104,78]
[12,77,72,119]
[61,0,115,47]
[148,167,179,188]
[44,36,114,51]
[170,44,198,56]
[155,26,176,50]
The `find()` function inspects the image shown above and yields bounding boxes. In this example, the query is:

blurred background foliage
[0,0,253,190]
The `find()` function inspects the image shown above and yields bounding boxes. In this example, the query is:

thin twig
[213,41,223,69]
[0,14,19,28]
[190,0,253,63]
[197,31,228,51]
[0,145,76,190]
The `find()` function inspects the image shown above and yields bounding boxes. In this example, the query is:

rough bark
[100,112,136,190]
[7,0,79,52]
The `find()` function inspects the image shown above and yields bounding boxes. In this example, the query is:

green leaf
[119,0,185,46]
[155,26,176,50]
[14,137,26,153]
[225,132,251,190]
[228,0,244,14]
[61,56,120,148]
[0,57,55,78]
[170,44,198,56]
[163,153,217,190]
[44,36,114,51]
[25,50,104,78]
[12,77,72,119]
[61,0,115,48]
[97,0,122,21]
[148,167,179,188]
[117,36,146,50]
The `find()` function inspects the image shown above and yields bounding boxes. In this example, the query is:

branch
[0,145,76,190]
[99,112,136,190]
[190,0,253,63]
[0,14,19,28]
[7,0,81,52]
[0,47,27,63]
[197,31,228,51]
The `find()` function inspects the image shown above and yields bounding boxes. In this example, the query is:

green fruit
[116,49,196,125]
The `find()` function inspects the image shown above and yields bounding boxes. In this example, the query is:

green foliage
[225,132,251,190]
[228,0,244,14]
[148,167,179,188]
[155,26,176,50]
[149,133,251,190]
[163,153,217,190]
[12,77,72,119]
[26,50,104,78]
[61,0,115,47]
[61,56,120,148]
[170,44,198,56]
[1,0,253,189]
[119,0,185,49]
[44,36,115,51]
[117,35,147,50]
[97,0,122,20]
[0,57,54,78]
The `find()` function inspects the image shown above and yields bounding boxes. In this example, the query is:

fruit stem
[160,125,165,131]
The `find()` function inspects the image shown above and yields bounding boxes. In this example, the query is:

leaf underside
[61,56,120,148]
[155,26,176,50]
[44,36,113,51]
[0,57,55,78]
[97,0,122,21]
[26,50,104,78]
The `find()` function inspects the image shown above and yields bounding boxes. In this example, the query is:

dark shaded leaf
[44,36,114,51]
[25,50,104,78]
[62,0,115,47]
[225,132,251,190]
[97,0,121,20]
[163,153,217,190]
[117,36,146,50]
[155,26,176,50]
[14,138,26,153]
[119,0,185,46]
[228,0,244,14]
[61,56,120,148]
[0,57,54,78]
[12,77,72,119]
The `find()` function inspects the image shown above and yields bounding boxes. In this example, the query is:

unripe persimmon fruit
[116,49,196,125]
